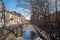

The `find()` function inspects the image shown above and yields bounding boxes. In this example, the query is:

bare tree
[16,0,60,40]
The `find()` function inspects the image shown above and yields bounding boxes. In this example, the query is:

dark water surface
[23,29,33,40]
[17,24,40,40]
[22,29,38,40]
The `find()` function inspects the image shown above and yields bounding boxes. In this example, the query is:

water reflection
[18,24,40,40]
[17,24,41,40]
[23,29,32,40]
[22,29,39,40]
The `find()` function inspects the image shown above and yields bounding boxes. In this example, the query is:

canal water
[23,29,33,40]
[17,24,41,40]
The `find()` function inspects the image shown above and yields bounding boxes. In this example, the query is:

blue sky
[2,0,60,20]
[2,0,31,20]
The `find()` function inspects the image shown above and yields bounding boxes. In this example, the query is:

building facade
[0,1,27,40]
[0,1,3,27]
[5,11,26,27]
[0,1,26,28]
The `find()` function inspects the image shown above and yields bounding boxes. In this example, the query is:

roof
[6,11,21,17]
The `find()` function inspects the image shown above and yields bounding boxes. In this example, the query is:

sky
[2,0,31,20]
[50,0,60,12]
[2,0,60,20]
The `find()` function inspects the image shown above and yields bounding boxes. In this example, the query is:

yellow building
[0,1,27,40]
[0,1,26,28]
[5,11,24,26]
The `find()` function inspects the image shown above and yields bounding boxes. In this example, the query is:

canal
[17,24,42,40]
